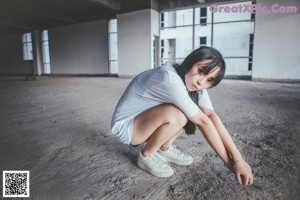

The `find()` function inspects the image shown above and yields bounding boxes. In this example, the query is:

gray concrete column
[31,31,43,76]
[252,0,300,81]
[117,9,159,77]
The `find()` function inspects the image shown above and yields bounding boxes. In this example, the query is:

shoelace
[169,146,187,157]
[149,153,168,167]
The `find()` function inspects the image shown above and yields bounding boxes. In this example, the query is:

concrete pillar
[252,0,300,81]
[117,9,159,77]
[31,31,43,76]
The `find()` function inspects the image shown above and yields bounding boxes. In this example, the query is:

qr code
[3,170,30,197]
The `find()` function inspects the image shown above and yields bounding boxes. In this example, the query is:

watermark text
[210,3,298,14]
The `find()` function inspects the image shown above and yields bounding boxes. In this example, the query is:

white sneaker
[137,152,174,177]
[157,145,193,165]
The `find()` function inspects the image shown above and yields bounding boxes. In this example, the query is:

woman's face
[184,60,221,91]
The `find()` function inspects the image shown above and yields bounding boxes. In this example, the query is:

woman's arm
[189,110,231,164]
[200,107,243,161]
[189,108,253,185]
[200,107,253,185]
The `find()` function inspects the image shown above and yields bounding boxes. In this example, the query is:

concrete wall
[49,20,109,75]
[252,0,300,81]
[117,9,153,77]
[0,34,33,75]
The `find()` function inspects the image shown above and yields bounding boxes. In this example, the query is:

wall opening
[41,30,51,74]
[108,19,118,75]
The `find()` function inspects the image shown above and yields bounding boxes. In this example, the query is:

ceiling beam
[89,0,121,10]
[37,15,76,23]
[0,22,31,29]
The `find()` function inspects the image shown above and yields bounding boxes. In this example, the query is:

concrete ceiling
[0,0,248,36]
[0,0,149,36]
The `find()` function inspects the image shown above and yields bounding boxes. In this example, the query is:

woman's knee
[162,104,188,127]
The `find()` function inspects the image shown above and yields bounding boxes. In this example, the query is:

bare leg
[131,104,187,156]
[160,128,183,151]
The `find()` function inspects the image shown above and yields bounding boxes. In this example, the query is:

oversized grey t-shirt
[111,64,213,144]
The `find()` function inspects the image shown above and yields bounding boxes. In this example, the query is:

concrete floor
[0,77,299,200]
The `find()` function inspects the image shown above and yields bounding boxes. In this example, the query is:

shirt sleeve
[146,69,199,117]
[198,89,214,110]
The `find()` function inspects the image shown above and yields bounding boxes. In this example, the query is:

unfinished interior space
[0,0,299,199]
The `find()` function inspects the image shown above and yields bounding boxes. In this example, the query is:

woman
[111,47,253,186]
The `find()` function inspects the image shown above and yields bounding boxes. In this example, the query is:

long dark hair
[174,46,226,135]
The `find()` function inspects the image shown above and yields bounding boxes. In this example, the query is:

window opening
[108,19,118,74]
[41,30,51,74]
[200,7,207,26]
[160,13,165,28]
[200,37,207,47]
[22,33,33,61]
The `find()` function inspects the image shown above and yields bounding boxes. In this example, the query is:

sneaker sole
[137,159,174,178]
[170,159,193,166]
[158,155,193,166]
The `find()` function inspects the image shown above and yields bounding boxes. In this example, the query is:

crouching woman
[111,47,253,186]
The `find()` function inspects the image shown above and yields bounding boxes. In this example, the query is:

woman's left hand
[225,159,253,186]
[233,160,253,186]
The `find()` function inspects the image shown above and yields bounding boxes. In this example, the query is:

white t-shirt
[111,64,213,144]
